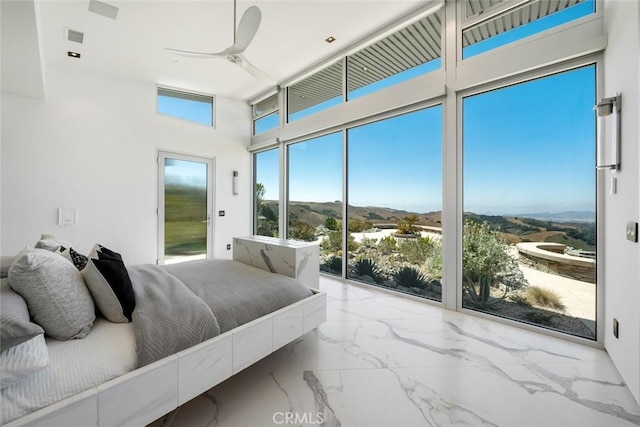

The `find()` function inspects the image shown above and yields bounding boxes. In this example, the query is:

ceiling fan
[166,0,276,86]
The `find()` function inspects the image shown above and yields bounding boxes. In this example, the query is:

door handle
[202,214,212,225]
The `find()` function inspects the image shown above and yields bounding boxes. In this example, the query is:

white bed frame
[6,288,326,427]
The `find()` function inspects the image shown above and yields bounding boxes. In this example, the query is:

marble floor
[148,275,640,427]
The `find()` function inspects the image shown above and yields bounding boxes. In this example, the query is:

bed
[0,240,326,427]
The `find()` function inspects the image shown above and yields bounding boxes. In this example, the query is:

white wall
[603,0,640,404]
[1,65,251,265]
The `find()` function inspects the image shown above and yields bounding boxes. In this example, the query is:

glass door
[158,151,214,265]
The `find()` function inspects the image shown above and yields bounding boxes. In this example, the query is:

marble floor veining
[148,276,640,427]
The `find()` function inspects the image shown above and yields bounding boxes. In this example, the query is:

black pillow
[81,244,135,323]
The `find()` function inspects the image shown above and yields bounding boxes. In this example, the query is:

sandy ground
[518,264,596,321]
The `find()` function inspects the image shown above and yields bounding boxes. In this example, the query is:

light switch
[626,222,638,242]
[58,208,76,226]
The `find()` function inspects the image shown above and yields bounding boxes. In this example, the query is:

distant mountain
[510,211,595,223]
[277,201,596,251]
[283,201,442,228]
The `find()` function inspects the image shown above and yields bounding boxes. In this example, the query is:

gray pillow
[8,248,95,340]
[0,334,49,389]
[0,279,44,351]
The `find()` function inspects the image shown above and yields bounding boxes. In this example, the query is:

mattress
[1,318,136,425]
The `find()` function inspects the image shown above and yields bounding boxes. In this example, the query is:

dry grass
[525,286,566,311]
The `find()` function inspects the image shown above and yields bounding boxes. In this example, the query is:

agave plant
[323,256,342,274]
[393,266,430,290]
[350,258,383,283]
[463,274,507,309]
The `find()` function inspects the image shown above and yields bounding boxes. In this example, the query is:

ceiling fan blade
[235,54,276,86]
[229,6,261,54]
[165,46,232,58]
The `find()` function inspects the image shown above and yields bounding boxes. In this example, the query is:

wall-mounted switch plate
[218,210,225,217]
[613,318,619,338]
[626,221,638,242]
[58,208,76,226]
[226,244,231,250]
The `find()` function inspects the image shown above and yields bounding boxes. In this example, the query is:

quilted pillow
[0,334,49,389]
[0,279,44,351]
[55,246,88,270]
[81,244,135,323]
[8,248,95,340]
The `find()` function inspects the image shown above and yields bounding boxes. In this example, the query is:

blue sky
[158,93,213,127]
[463,65,596,214]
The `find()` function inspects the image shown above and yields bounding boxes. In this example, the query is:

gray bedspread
[129,259,312,367]
[162,259,313,333]
[128,265,220,367]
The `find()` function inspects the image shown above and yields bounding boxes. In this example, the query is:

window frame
[252,92,280,135]
[457,0,599,62]
[248,0,606,347]
[455,54,604,343]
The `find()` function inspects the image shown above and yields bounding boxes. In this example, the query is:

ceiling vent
[88,0,119,20]
[66,28,84,44]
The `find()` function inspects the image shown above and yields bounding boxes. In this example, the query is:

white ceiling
[38,0,426,101]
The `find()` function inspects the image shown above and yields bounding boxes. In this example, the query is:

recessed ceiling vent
[66,29,84,44]
[88,0,119,20]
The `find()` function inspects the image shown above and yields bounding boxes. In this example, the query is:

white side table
[232,235,319,289]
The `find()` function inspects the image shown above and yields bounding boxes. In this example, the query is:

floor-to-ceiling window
[249,0,603,342]
[462,65,597,339]
[287,133,343,275]
[254,148,280,237]
[346,106,443,301]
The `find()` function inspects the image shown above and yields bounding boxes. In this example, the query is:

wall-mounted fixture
[232,171,239,195]
[58,208,76,226]
[595,93,621,170]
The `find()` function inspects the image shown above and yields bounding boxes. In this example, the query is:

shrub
[525,286,566,311]
[425,241,443,279]
[399,237,435,265]
[462,220,528,308]
[396,215,420,235]
[360,237,378,249]
[349,219,366,233]
[393,266,429,290]
[350,258,383,283]
[324,217,338,230]
[289,221,317,242]
[320,230,358,254]
[378,235,397,255]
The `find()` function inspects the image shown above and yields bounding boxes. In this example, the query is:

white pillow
[81,244,135,323]
[0,334,49,389]
[34,234,72,252]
